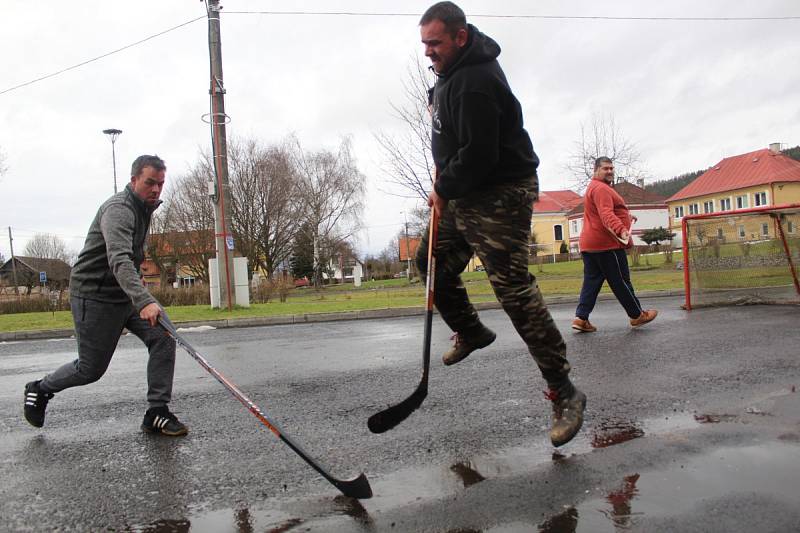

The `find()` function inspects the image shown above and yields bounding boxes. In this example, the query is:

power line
[225,10,800,21]
[0,16,206,96]
[2,9,796,97]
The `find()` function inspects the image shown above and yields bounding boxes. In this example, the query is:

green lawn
[0,252,687,333]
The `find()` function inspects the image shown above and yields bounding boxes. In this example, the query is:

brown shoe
[546,384,587,447]
[442,327,496,366]
[571,317,597,333]
[630,309,658,328]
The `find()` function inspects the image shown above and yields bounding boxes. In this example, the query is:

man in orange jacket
[572,157,657,332]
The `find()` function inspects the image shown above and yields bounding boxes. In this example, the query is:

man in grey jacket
[23,155,187,436]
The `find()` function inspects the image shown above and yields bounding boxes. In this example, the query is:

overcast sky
[1,0,798,261]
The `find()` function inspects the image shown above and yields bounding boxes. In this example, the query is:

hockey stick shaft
[367,205,438,433]
[157,316,372,499]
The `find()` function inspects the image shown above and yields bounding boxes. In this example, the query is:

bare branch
[565,113,646,191]
[373,54,436,201]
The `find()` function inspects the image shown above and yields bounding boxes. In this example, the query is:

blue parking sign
[39,271,47,283]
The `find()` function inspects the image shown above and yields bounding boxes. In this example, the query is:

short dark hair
[594,156,613,171]
[131,155,166,177]
[420,2,467,37]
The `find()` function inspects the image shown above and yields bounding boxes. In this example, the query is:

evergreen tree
[290,223,315,279]
[640,227,675,245]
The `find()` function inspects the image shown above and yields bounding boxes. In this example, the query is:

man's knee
[76,360,109,384]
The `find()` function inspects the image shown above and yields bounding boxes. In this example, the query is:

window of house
[570,220,578,234]
[719,198,731,211]
[703,200,714,214]
[761,223,769,237]
[674,206,684,219]
[789,221,795,234]
[688,203,699,215]
[553,225,563,241]
[754,191,768,207]
[736,195,749,209]
[738,225,746,239]
[717,228,724,240]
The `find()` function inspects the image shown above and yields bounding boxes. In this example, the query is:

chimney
[769,142,782,154]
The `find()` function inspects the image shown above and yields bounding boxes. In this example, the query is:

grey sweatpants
[39,296,176,407]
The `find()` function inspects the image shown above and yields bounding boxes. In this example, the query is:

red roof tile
[667,149,800,202]
[566,181,666,216]
[534,190,582,213]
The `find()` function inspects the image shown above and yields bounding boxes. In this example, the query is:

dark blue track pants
[575,249,643,320]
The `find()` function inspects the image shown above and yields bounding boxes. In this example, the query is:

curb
[0,289,684,342]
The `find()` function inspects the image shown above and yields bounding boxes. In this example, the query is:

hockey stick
[368,205,439,433]
[157,315,372,499]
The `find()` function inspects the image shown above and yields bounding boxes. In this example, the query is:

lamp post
[102,128,122,194]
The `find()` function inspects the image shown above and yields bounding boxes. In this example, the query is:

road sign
[39,271,47,283]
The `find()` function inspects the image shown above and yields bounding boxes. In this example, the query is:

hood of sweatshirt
[436,24,500,79]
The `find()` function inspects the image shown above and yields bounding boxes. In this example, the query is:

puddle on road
[127,412,706,532]
[533,441,800,533]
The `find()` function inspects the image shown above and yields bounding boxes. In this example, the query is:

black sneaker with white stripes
[24,380,54,428]
[141,406,188,436]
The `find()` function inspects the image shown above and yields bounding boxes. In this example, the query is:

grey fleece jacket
[69,183,159,311]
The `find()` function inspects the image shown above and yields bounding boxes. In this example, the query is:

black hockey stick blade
[367,380,428,433]
[333,472,373,499]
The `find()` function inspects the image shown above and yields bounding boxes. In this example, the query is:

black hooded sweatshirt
[430,24,539,200]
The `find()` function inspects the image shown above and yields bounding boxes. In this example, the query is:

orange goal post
[681,203,800,310]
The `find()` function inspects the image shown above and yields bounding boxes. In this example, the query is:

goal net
[682,204,800,309]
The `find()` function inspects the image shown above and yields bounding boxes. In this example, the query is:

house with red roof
[666,144,800,246]
[567,181,669,253]
[531,190,583,257]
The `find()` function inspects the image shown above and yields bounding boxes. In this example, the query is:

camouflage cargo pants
[416,181,572,386]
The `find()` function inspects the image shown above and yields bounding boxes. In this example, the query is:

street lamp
[102,128,122,194]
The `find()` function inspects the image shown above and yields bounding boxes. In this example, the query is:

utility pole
[102,128,122,194]
[7,227,19,296]
[206,0,235,310]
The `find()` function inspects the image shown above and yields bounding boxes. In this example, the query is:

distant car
[294,277,310,287]
[475,265,485,272]
[393,270,408,279]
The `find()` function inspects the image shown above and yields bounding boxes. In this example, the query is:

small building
[567,181,669,253]
[532,190,583,257]
[666,144,800,247]
[0,256,72,293]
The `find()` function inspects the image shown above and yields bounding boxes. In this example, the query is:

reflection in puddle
[591,419,645,449]
[535,441,800,532]
[538,505,578,532]
[133,412,726,532]
[450,461,487,487]
[602,474,641,529]
[693,414,738,423]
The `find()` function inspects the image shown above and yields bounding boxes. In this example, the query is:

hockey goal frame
[681,203,800,310]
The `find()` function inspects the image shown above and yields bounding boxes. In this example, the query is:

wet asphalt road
[1,295,799,532]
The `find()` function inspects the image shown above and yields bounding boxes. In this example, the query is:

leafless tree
[565,113,646,191]
[292,136,366,286]
[147,203,177,287]
[374,55,436,201]
[161,160,217,283]
[23,233,72,263]
[228,138,301,279]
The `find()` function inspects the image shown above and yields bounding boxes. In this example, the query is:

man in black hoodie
[23,155,187,437]
[416,2,585,447]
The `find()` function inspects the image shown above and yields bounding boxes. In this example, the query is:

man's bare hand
[427,189,447,214]
[140,303,162,327]
[620,230,631,243]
